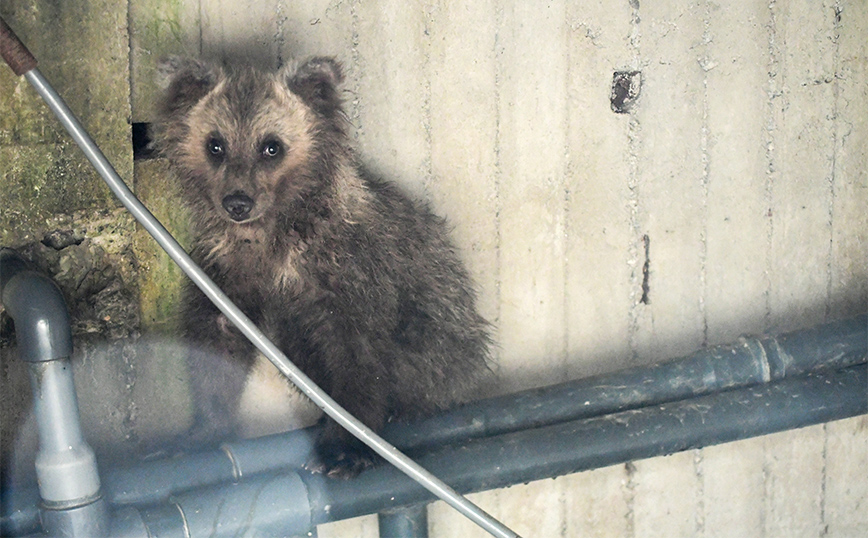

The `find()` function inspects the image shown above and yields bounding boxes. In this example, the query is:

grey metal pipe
[17,312,864,517]
[27,362,101,505]
[149,473,312,538]
[4,321,866,536]
[0,249,108,537]
[379,505,429,538]
[0,16,517,538]
[4,312,865,531]
[121,363,865,537]
[387,313,868,451]
[0,249,72,364]
[303,365,868,527]
[93,314,868,508]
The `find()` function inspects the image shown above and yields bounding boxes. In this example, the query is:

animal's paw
[306,440,377,479]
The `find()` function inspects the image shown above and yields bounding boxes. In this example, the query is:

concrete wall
[1,0,866,536]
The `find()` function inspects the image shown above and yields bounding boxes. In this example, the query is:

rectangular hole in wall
[132,122,155,160]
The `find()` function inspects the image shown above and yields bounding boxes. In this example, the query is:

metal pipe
[171,473,311,538]
[16,311,865,517]
[4,316,865,535]
[386,313,868,451]
[378,505,429,538]
[122,363,865,537]
[105,450,238,506]
[93,314,867,508]
[0,249,108,537]
[7,312,843,517]
[303,365,868,527]
[0,17,517,538]
[0,249,72,364]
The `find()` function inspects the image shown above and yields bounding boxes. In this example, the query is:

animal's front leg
[302,326,391,478]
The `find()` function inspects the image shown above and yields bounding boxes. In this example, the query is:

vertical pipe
[1,249,107,536]
[40,499,109,538]
[29,361,100,506]
[379,505,429,538]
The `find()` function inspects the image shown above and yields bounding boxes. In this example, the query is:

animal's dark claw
[306,440,377,479]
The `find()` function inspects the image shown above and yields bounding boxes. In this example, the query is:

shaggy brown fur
[155,57,491,477]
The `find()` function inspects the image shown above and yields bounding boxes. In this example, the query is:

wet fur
[156,57,491,476]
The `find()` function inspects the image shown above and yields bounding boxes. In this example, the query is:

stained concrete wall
[1,1,866,537]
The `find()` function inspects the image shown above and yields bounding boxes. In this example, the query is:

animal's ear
[157,56,221,117]
[286,57,344,116]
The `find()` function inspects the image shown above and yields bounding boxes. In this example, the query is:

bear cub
[156,57,492,477]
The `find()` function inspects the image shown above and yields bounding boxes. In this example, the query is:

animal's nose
[222,193,255,221]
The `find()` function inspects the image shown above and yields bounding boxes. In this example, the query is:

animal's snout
[222,193,255,221]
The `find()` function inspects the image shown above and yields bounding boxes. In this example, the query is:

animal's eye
[206,137,225,158]
[261,140,282,158]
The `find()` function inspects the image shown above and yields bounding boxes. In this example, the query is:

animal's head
[155,57,346,224]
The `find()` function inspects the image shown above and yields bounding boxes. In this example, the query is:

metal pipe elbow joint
[0,248,101,509]
[0,248,72,363]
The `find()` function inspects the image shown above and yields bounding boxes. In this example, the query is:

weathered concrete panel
[704,1,772,345]
[564,0,635,378]
[701,436,765,537]
[427,1,500,367]
[129,0,201,122]
[0,145,69,245]
[132,159,192,331]
[496,0,570,393]
[762,424,826,537]
[129,159,195,442]
[633,450,701,538]
[0,2,132,242]
[768,0,837,332]
[562,464,631,538]
[824,416,868,536]
[496,479,566,538]
[276,0,355,62]
[200,0,281,68]
[355,1,430,198]
[631,0,707,364]
[829,1,868,319]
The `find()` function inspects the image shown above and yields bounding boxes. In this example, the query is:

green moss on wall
[1,3,134,244]
[130,0,200,122]
[133,158,193,332]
